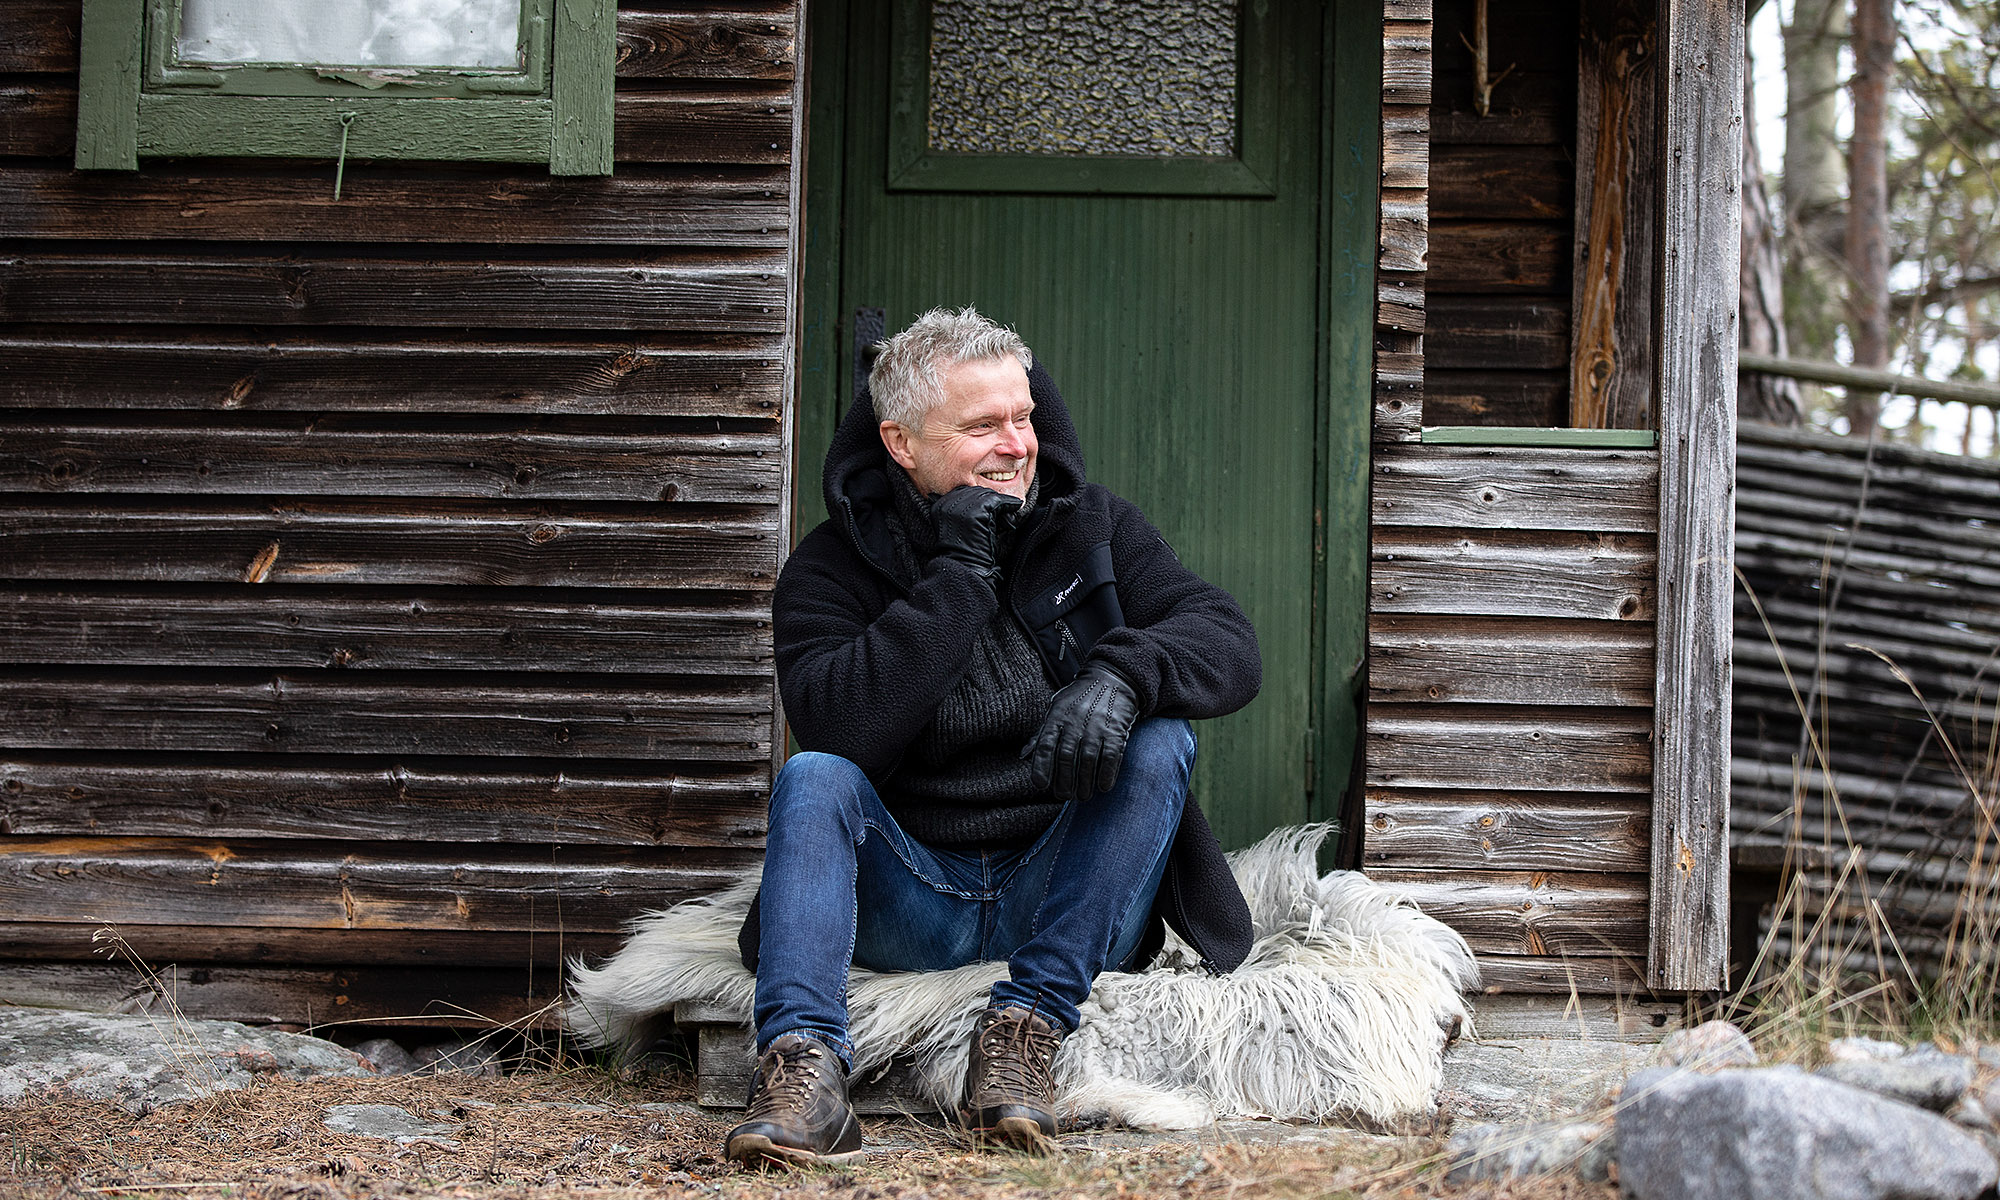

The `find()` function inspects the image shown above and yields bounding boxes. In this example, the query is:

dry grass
[1723,573,2000,1060]
[0,1061,1613,1200]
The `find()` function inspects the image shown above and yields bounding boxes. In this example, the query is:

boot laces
[977,1009,1059,1100]
[745,1039,829,1119]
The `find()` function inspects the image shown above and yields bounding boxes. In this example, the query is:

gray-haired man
[725,309,1261,1166]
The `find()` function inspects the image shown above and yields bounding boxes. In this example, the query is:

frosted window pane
[177,0,525,69]
[929,0,1237,157]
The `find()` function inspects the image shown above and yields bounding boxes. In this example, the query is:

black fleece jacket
[747,360,1263,974]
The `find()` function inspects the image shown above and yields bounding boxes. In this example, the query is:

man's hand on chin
[1022,660,1141,801]
[930,485,1023,583]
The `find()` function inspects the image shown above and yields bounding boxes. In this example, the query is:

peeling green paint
[551,0,615,176]
[75,0,144,170]
[136,95,555,160]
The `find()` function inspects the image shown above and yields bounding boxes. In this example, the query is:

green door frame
[794,0,1379,852]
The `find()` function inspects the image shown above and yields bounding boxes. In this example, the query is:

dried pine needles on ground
[0,1064,1610,1200]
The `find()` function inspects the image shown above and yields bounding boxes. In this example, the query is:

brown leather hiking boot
[724,1034,865,1168]
[961,1005,1064,1149]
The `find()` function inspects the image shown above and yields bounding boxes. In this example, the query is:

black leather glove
[929,485,1023,582]
[1022,660,1141,801]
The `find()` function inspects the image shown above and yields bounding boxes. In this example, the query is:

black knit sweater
[881,468,1060,846]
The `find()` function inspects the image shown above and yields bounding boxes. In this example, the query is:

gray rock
[1616,1065,1998,1200]
[1444,1120,1615,1185]
[1816,1053,1975,1112]
[414,1040,505,1076]
[1439,1037,1651,1124]
[1654,1020,1758,1072]
[352,1037,419,1076]
[0,1009,372,1114]
[323,1103,461,1147]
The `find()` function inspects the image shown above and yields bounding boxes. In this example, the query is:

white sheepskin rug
[565,824,1478,1130]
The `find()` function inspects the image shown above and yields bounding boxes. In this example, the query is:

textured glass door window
[928,0,1238,157]
[177,0,525,69]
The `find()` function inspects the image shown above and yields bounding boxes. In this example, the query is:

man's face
[880,355,1038,501]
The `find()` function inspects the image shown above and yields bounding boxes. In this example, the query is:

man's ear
[879,420,919,471]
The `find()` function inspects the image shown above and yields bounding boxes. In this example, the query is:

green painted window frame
[75,0,614,174]
[885,0,1279,196]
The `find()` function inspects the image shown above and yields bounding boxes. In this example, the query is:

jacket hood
[820,358,1089,530]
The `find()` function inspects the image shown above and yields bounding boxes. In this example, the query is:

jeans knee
[768,751,871,832]
[1123,718,1196,791]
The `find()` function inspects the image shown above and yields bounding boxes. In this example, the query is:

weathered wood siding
[1424,0,1578,428]
[0,0,800,1023]
[1375,0,1430,441]
[1363,0,1691,993]
[1366,444,1659,991]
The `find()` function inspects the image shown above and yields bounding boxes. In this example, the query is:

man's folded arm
[1079,502,1263,722]
[773,535,1000,776]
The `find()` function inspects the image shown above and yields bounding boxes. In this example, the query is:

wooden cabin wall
[1368,0,1666,994]
[1364,444,1658,993]
[0,0,800,1025]
[1423,0,1577,427]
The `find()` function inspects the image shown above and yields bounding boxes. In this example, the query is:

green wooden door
[800,0,1378,850]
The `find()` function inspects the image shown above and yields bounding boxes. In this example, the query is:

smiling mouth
[980,470,1019,482]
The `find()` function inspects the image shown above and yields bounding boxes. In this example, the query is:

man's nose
[995,426,1027,459]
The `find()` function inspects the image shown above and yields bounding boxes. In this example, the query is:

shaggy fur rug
[565,825,1479,1129]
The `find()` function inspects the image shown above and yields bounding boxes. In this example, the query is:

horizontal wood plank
[1431,71,1572,146]
[0,922,621,968]
[0,88,793,166]
[0,333,785,416]
[1469,954,1652,996]
[1372,527,1657,619]
[0,589,772,673]
[615,11,796,79]
[0,502,779,589]
[1,756,767,845]
[1430,145,1572,220]
[1371,869,1648,957]
[0,82,69,158]
[0,1,77,73]
[1368,614,1655,705]
[1372,443,1659,531]
[0,254,788,332]
[1367,705,1654,791]
[0,837,759,933]
[1426,296,1570,370]
[1364,789,1650,871]
[0,166,792,245]
[1423,370,1566,427]
[0,674,774,760]
[0,960,570,1027]
[1428,222,1569,292]
[615,91,791,164]
[0,424,782,503]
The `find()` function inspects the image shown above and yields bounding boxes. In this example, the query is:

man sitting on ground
[725,307,1262,1166]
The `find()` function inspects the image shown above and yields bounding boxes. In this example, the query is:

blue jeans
[752,718,1194,1067]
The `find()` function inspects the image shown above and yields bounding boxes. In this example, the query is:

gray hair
[868,306,1033,429]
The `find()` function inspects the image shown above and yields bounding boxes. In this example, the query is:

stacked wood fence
[1732,422,2000,982]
